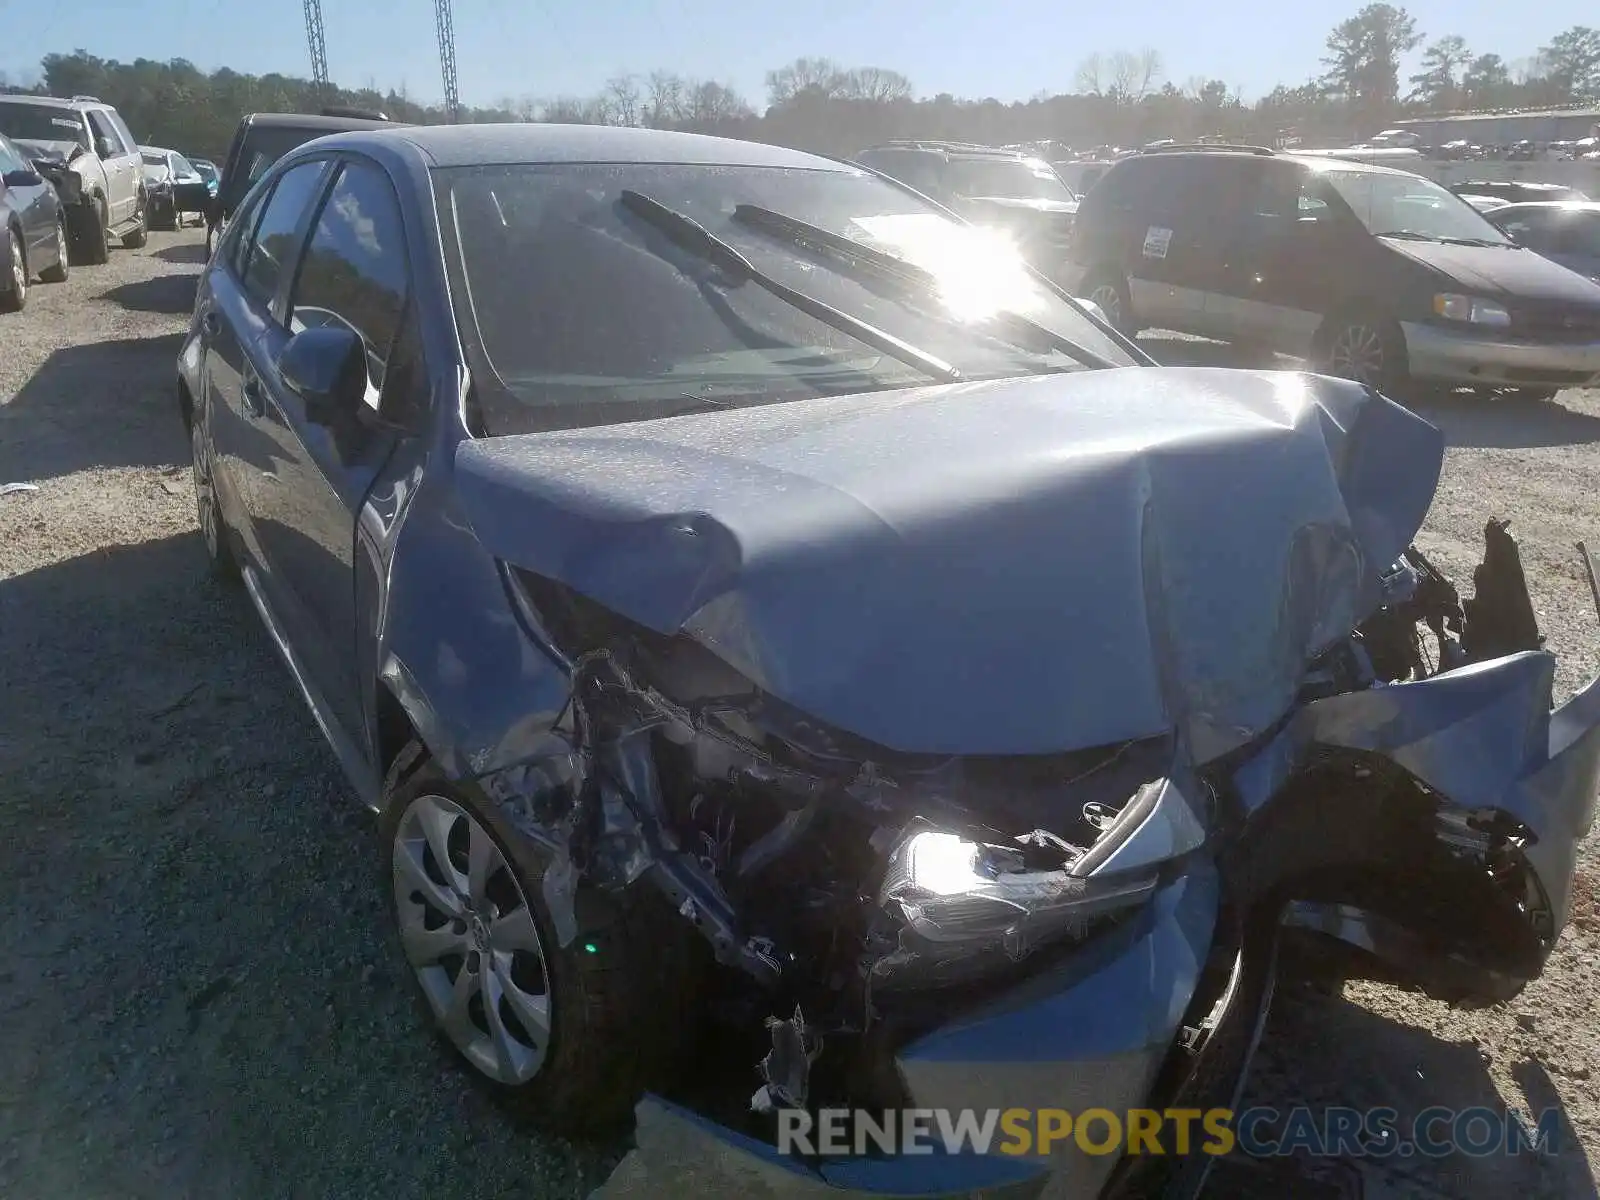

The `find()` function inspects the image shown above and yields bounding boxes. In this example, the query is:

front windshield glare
[1322,169,1511,244]
[442,163,1130,435]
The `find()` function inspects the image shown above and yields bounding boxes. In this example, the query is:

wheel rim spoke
[399,915,467,966]
[441,960,482,1049]
[489,904,539,952]
[466,817,496,905]
[483,967,539,1077]
[415,797,466,895]
[492,955,550,1050]
[393,835,464,920]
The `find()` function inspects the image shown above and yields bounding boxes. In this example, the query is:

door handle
[242,373,265,418]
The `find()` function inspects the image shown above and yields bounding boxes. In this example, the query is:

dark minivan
[1068,146,1600,400]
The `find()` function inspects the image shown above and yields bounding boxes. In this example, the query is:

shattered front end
[444,369,1600,1199]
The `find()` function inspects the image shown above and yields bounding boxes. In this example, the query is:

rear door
[244,155,413,741]
[1206,162,1353,356]
[1120,156,1258,334]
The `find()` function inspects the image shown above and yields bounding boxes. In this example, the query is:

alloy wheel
[1325,323,1386,386]
[392,793,552,1086]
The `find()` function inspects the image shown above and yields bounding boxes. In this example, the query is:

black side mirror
[1,169,45,189]
[277,325,368,425]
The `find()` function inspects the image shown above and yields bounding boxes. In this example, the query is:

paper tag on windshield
[1142,226,1173,259]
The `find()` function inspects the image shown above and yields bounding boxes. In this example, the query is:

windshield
[1322,169,1512,244]
[441,163,1130,436]
[0,102,87,149]
[943,158,1076,202]
[170,152,197,177]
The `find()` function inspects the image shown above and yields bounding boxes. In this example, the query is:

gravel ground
[1,229,1598,1199]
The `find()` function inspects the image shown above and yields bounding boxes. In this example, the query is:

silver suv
[0,94,148,264]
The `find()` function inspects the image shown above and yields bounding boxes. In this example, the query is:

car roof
[0,94,110,112]
[240,112,399,133]
[1489,200,1600,214]
[315,122,849,171]
[0,95,78,109]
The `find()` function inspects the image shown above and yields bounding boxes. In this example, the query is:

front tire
[122,193,150,248]
[1,226,27,314]
[39,213,69,283]
[380,753,696,1134]
[1316,312,1410,397]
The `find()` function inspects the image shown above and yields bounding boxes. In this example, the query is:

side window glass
[1557,215,1600,257]
[109,112,138,155]
[240,161,328,308]
[0,141,21,173]
[86,111,124,156]
[289,161,409,400]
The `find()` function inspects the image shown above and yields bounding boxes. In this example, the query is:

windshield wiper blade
[1373,230,1436,241]
[731,203,1118,370]
[618,190,961,385]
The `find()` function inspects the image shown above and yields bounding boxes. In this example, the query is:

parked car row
[176,119,1600,1200]
[0,91,402,311]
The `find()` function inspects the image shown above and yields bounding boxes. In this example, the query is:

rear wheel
[39,213,69,283]
[0,226,26,313]
[122,193,150,248]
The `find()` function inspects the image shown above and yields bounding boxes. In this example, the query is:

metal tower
[434,0,461,122]
[303,0,330,91]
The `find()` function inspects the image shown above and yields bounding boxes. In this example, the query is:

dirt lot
[2,228,1599,1199]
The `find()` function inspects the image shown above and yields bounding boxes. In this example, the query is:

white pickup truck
[0,94,149,264]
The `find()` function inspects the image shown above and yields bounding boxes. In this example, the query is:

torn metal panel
[454,367,1442,760]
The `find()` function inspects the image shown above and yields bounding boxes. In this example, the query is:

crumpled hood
[1384,237,1600,305]
[454,367,1443,760]
[14,138,84,164]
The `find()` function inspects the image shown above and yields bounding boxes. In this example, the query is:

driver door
[85,110,138,224]
[242,156,414,743]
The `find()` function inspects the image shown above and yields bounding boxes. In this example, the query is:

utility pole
[303,0,331,95]
[434,0,461,123]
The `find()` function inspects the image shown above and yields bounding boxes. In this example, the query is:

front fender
[1232,651,1600,994]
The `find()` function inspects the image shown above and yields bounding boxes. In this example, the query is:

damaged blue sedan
[177,124,1600,1199]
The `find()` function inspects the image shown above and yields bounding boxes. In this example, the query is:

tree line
[1,10,1596,165]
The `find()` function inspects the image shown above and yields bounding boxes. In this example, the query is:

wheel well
[374,682,417,784]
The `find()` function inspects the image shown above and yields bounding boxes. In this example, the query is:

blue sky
[2,0,1590,111]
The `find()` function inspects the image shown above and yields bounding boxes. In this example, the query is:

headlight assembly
[868,806,1164,990]
[1433,293,1511,327]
